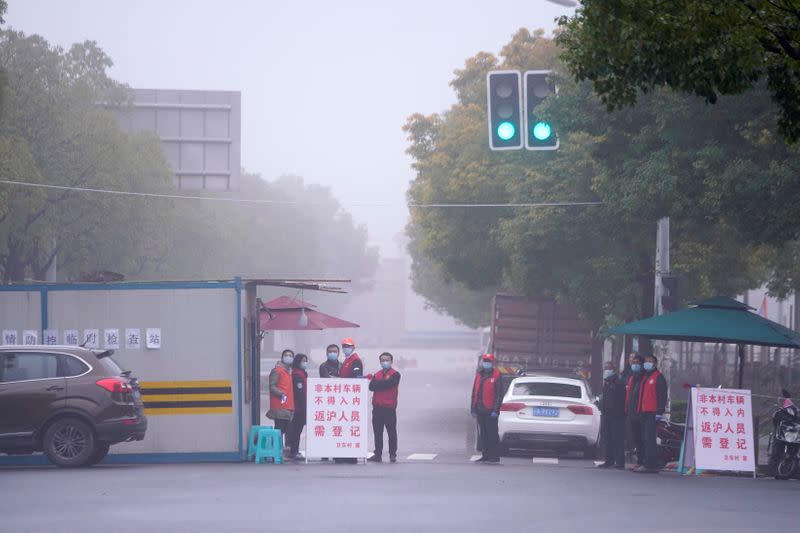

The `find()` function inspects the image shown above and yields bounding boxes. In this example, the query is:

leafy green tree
[556,1,800,143]
[0,30,174,283]
[405,29,778,330]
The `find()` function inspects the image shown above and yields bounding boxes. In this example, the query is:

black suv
[0,346,147,467]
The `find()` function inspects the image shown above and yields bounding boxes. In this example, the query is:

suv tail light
[567,405,593,415]
[96,378,132,394]
[500,402,526,412]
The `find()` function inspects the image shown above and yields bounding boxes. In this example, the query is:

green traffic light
[532,121,552,141]
[497,121,515,141]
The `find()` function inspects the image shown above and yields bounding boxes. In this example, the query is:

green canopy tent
[609,297,800,388]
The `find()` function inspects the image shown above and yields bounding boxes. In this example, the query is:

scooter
[767,389,800,480]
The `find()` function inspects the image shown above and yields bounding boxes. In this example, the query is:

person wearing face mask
[339,338,363,378]
[287,353,309,460]
[267,349,296,450]
[597,361,627,469]
[366,352,401,463]
[633,355,668,474]
[625,353,645,469]
[319,344,341,378]
[471,353,503,464]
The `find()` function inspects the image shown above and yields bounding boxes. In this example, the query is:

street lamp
[544,0,578,6]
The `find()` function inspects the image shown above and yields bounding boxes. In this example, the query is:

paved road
[2,460,797,532]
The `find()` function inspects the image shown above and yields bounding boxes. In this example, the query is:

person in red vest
[337,338,363,464]
[633,354,668,473]
[471,353,503,464]
[286,353,309,460]
[266,349,296,451]
[367,352,401,463]
[339,338,363,378]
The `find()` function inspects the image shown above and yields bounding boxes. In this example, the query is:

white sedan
[498,376,601,457]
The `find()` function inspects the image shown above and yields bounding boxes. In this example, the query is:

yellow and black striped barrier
[139,380,233,415]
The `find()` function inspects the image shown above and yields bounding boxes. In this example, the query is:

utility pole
[654,217,672,409]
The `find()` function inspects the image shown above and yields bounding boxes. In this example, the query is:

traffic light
[524,70,558,151]
[486,71,522,150]
[661,275,683,312]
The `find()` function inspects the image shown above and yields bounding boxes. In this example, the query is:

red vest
[625,375,635,414]
[269,366,294,411]
[340,353,361,378]
[637,370,662,413]
[372,368,399,408]
[471,369,501,411]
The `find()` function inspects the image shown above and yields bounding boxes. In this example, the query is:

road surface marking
[531,457,559,465]
[407,453,438,461]
[470,454,482,462]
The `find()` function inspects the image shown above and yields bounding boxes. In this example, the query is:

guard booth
[0,277,346,464]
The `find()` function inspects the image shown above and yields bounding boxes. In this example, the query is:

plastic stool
[254,427,283,464]
[247,425,272,462]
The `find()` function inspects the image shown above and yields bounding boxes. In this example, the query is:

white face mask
[282,355,294,365]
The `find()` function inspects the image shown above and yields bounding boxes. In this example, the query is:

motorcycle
[656,416,685,465]
[767,389,800,480]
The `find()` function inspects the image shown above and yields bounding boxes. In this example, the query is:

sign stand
[679,387,756,478]
[304,378,370,462]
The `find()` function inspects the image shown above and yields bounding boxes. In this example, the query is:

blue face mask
[481,361,493,370]
[644,362,655,372]
[300,361,308,370]
[631,363,642,373]
[380,361,391,370]
[343,347,354,357]
[327,352,339,361]
[603,369,615,380]
[282,356,294,365]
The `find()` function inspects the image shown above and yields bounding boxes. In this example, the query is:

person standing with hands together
[267,349,295,451]
[367,352,401,463]
[471,353,503,464]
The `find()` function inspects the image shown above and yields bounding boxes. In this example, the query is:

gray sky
[6,0,572,258]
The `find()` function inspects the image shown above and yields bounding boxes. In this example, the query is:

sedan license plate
[533,407,559,417]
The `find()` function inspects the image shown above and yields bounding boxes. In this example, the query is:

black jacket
[627,373,643,418]
[292,368,308,416]
[600,374,626,419]
[319,360,341,378]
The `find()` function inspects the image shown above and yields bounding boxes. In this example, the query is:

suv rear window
[513,382,583,398]
[94,355,124,376]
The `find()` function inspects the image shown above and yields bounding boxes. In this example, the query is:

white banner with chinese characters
[305,378,369,459]
[690,387,755,472]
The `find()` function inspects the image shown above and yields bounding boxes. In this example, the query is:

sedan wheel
[43,418,96,468]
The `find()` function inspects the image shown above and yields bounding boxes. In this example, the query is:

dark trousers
[641,413,658,469]
[477,413,500,460]
[287,412,306,455]
[628,416,644,465]
[274,418,291,449]
[372,406,398,457]
[601,416,626,466]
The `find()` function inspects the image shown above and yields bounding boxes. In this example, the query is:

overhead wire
[0,178,602,209]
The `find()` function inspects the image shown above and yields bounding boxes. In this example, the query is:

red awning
[259,296,359,331]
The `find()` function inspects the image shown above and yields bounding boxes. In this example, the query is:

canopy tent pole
[737,344,745,389]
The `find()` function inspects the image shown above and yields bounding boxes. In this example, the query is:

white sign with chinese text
[125,329,141,350]
[2,330,17,345]
[104,329,120,350]
[22,330,38,345]
[690,387,755,472]
[43,330,58,345]
[146,328,161,349]
[305,378,369,459]
[64,330,79,346]
[83,329,99,349]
